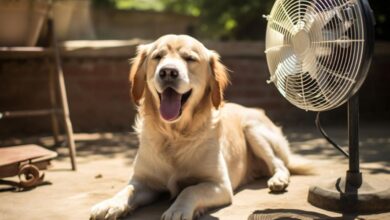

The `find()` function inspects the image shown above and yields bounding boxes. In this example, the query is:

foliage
[93,0,164,11]
[93,0,390,41]
[162,0,274,40]
[92,0,115,8]
[370,0,390,40]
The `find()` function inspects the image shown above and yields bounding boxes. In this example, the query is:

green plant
[92,0,390,41]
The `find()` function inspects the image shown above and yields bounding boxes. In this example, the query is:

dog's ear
[129,44,150,104]
[209,50,229,109]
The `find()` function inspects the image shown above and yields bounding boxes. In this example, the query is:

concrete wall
[1,41,389,137]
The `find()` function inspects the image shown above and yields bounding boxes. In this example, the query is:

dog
[90,35,310,220]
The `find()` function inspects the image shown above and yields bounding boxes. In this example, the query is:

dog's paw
[161,205,194,220]
[90,197,130,220]
[267,172,289,192]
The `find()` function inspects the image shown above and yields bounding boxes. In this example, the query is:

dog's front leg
[161,182,232,220]
[90,179,158,220]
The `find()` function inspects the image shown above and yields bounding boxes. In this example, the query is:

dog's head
[129,35,229,123]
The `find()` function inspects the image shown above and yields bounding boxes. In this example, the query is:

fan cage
[265,0,373,112]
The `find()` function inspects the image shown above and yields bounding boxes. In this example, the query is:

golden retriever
[90,35,309,220]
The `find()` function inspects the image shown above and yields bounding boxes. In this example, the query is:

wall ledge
[1,40,389,59]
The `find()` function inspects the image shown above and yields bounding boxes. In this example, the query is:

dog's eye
[183,56,197,62]
[152,54,162,60]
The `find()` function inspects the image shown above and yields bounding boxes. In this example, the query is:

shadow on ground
[0,125,389,220]
[55,132,139,162]
[118,193,221,220]
[0,132,140,166]
[1,125,388,173]
[120,179,269,220]
[286,126,390,174]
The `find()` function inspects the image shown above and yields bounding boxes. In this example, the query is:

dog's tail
[287,154,316,175]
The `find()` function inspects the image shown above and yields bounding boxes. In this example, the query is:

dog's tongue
[160,88,182,121]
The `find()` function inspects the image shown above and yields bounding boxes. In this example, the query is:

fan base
[308,173,390,213]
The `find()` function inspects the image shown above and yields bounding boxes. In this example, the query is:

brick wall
[1,41,389,137]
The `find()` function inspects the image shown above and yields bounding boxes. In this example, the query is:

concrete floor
[0,126,389,220]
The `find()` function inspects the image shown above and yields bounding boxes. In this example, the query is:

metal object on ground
[18,164,44,188]
[0,145,57,189]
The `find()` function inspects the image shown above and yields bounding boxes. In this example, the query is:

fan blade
[266,45,295,80]
[321,20,353,42]
[266,27,285,49]
[265,44,293,57]
[275,50,302,98]
[275,65,300,99]
[307,63,329,99]
[279,2,296,28]
[302,50,318,79]
[303,0,316,24]
[306,0,356,41]
[269,19,294,37]
[334,20,354,39]
[298,49,332,107]
[307,9,336,30]
[302,49,331,105]
[309,1,359,38]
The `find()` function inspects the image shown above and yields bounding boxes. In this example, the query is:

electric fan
[264,0,390,213]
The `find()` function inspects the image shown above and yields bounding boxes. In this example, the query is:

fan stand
[308,93,390,213]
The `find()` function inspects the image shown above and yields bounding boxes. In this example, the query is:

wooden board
[0,144,57,167]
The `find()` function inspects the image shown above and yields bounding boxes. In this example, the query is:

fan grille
[265,0,366,111]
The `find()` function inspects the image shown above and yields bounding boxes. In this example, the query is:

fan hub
[292,30,310,57]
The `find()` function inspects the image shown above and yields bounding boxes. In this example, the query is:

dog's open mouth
[158,88,192,121]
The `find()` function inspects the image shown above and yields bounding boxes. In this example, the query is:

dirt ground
[0,125,389,220]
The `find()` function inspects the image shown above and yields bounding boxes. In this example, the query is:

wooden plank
[0,145,57,167]
[0,47,47,52]
[0,109,61,119]
[0,47,52,58]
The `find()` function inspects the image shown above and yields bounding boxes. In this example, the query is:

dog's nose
[159,67,179,80]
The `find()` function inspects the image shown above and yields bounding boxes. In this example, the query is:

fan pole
[347,93,362,188]
[344,93,362,211]
[308,92,390,213]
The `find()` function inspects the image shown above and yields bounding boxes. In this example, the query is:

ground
[0,125,389,220]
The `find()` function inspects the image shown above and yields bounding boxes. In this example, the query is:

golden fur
[90,35,310,220]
